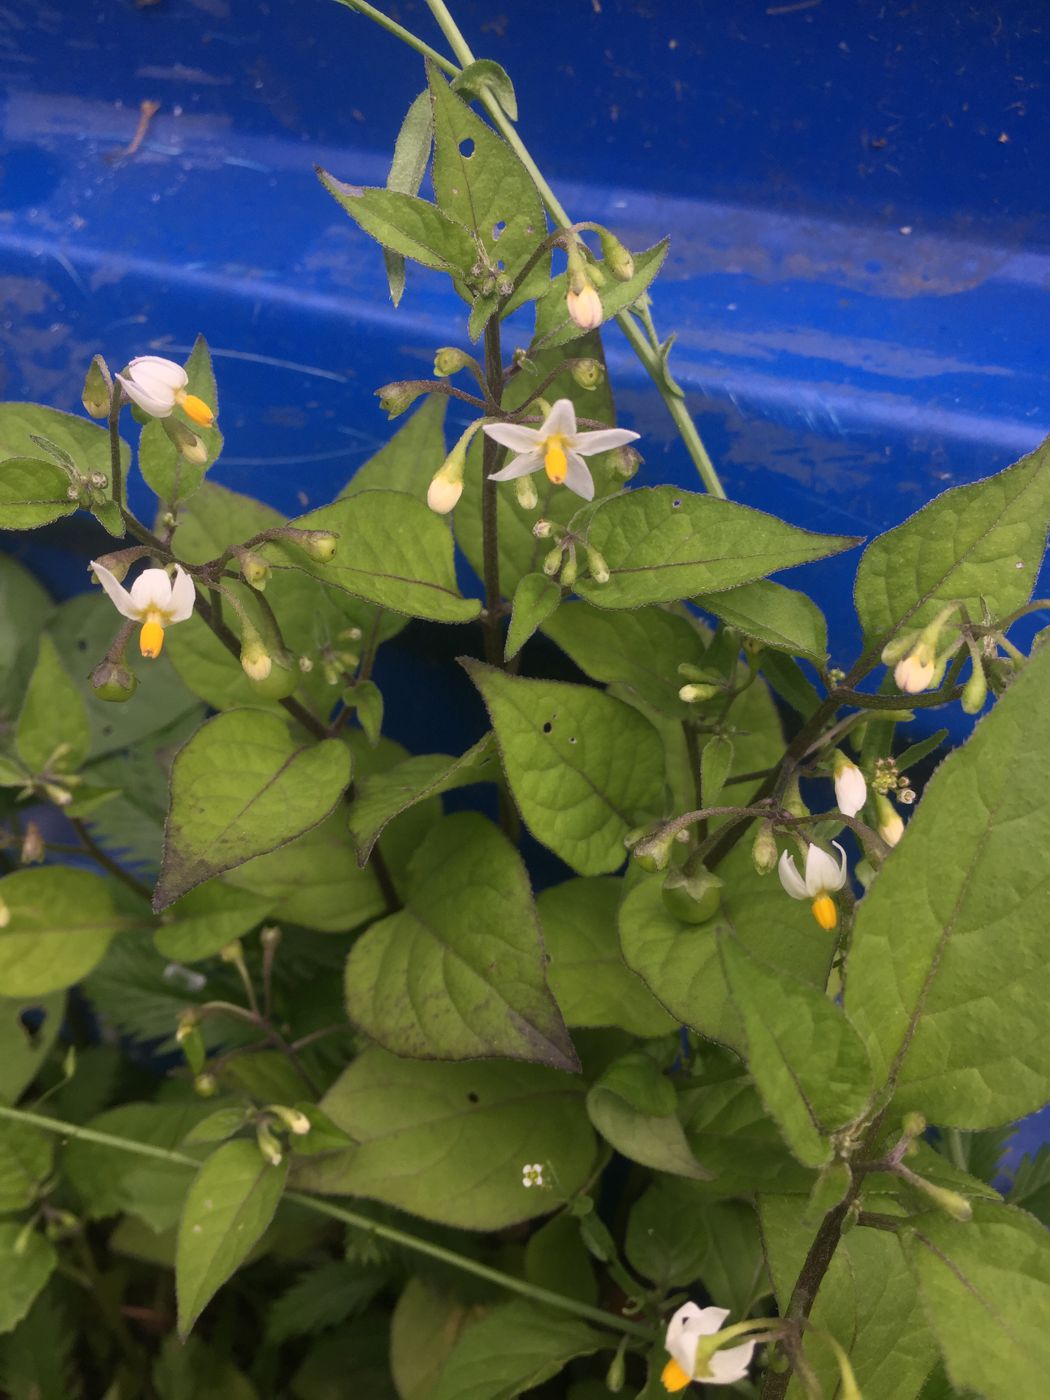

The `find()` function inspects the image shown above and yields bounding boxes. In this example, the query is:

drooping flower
[566,282,603,330]
[894,647,935,694]
[661,1304,758,1392]
[832,751,867,817]
[778,841,848,931]
[116,356,215,427]
[482,399,639,502]
[91,560,195,659]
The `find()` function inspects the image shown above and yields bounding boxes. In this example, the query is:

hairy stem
[480,317,505,668]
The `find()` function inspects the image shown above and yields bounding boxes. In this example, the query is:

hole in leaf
[568,736,577,744]
[542,720,553,734]
[459,138,475,158]
[18,1006,46,1046]
[672,498,682,508]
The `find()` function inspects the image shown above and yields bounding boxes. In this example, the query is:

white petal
[692,1307,731,1336]
[116,373,174,418]
[569,427,640,457]
[834,763,867,818]
[778,849,808,901]
[539,398,577,438]
[127,355,188,391]
[706,1339,758,1385]
[665,1303,704,1345]
[489,451,544,482]
[563,452,595,501]
[805,841,848,896]
[91,560,140,620]
[167,565,196,622]
[483,421,542,453]
[129,568,175,613]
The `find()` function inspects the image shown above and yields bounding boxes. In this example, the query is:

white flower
[778,841,848,931]
[566,282,603,330]
[894,649,935,694]
[426,462,464,515]
[116,355,215,427]
[521,1162,545,1189]
[662,1304,758,1392]
[832,753,867,818]
[91,560,195,659]
[483,399,639,503]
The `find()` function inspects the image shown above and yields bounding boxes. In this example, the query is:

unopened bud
[433,346,473,378]
[909,1175,973,1222]
[428,421,481,514]
[584,545,609,584]
[604,1342,627,1393]
[163,416,208,465]
[260,924,282,950]
[256,1121,284,1167]
[82,355,112,418]
[90,658,137,702]
[560,544,578,589]
[514,474,538,511]
[569,357,605,391]
[782,778,809,819]
[679,682,719,704]
[875,793,904,848]
[176,1017,205,1074]
[902,1111,927,1139]
[566,283,603,331]
[43,783,73,807]
[194,1072,218,1098]
[752,820,778,875]
[269,1104,312,1136]
[961,663,988,714]
[661,862,723,924]
[543,544,565,577]
[532,518,553,539]
[596,228,635,280]
[376,380,428,419]
[611,444,642,480]
[238,551,271,591]
[20,822,45,865]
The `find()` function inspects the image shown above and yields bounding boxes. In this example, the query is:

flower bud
[752,820,778,875]
[661,862,723,924]
[875,793,904,847]
[260,923,282,950]
[569,357,605,391]
[961,663,988,714]
[611,444,642,480]
[176,1017,206,1075]
[194,1072,218,1098]
[782,778,809,819]
[90,658,138,703]
[560,544,578,589]
[597,228,635,280]
[894,647,936,694]
[376,380,428,419]
[256,1121,284,1166]
[532,518,553,539]
[679,682,719,704]
[585,545,610,585]
[514,474,538,511]
[240,633,273,682]
[82,355,112,418]
[248,647,299,699]
[910,1176,973,1222]
[832,750,867,818]
[428,420,481,514]
[543,544,565,577]
[163,416,208,465]
[433,346,474,378]
[299,531,339,563]
[632,829,674,873]
[269,1104,312,1136]
[604,1341,627,1393]
[566,283,603,331]
[239,551,271,591]
[902,1111,927,1139]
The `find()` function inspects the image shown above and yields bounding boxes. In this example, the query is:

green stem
[107,387,125,511]
[0,1104,652,1342]
[945,1127,968,1173]
[336,0,458,73]
[480,317,505,669]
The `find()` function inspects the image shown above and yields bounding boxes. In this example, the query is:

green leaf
[277,489,480,623]
[293,1047,595,1230]
[347,735,498,863]
[506,572,562,661]
[903,1201,1050,1400]
[0,1286,78,1400]
[761,1193,936,1400]
[183,1108,254,1147]
[391,1278,476,1400]
[845,638,1050,1126]
[587,1051,711,1179]
[138,335,224,506]
[720,939,872,1167]
[701,734,734,807]
[0,457,76,530]
[696,579,828,665]
[340,395,447,502]
[626,1176,711,1289]
[854,436,1050,646]
[678,1075,816,1196]
[464,660,664,875]
[344,812,577,1070]
[0,992,65,1105]
[760,649,824,718]
[154,884,275,962]
[894,728,950,775]
[382,91,434,306]
[267,1261,385,1346]
[431,1301,608,1400]
[0,1226,56,1335]
[428,65,548,313]
[620,843,832,1055]
[1009,1146,1050,1223]
[0,1120,52,1212]
[152,1335,260,1400]
[533,241,669,350]
[0,868,125,996]
[524,1214,598,1306]
[349,680,383,746]
[574,488,858,610]
[154,709,352,910]
[451,58,518,120]
[15,634,89,774]
[538,877,676,1037]
[0,553,53,722]
[316,171,477,276]
[176,1139,288,1337]
[543,600,704,718]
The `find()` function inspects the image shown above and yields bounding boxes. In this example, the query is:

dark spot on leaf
[459,138,475,158]
[76,636,88,652]
[467,1091,480,1104]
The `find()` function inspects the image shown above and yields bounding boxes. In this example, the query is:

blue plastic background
[2,0,1048,1163]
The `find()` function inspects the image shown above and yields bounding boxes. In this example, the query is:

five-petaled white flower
[521,1162,545,1189]
[778,841,848,931]
[832,752,867,818]
[661,1304,758,1392]
[91,560,195,659]
[117,356,215,427]
[482,399,639,502]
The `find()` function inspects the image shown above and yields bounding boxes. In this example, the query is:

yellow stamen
[176,390,215,427]
[140,619,165,659]
[661,1358,692,1393]
[543,435,568,484]
[811,893,838,931]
